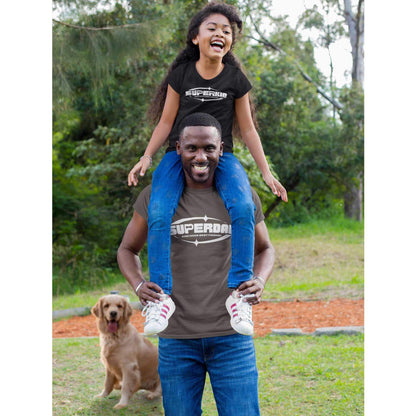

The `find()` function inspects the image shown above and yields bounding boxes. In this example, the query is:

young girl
[128,1,287,335]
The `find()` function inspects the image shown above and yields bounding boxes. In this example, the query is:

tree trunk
[264,197,281,220]
[343,0,364,85]
[344,173,363,221]
[343,0,364,221]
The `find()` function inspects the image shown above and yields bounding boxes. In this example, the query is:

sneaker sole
[229,319,253,336]
[144,301,176,335]
[226,297,253,336]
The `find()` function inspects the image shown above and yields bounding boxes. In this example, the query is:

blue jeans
[147,151,255,294]
[158,334,260,416]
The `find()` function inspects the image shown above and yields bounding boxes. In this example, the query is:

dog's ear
[91,298,102,318]
[123,298,133,321]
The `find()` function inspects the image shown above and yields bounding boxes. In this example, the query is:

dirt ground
[53,298,364,338]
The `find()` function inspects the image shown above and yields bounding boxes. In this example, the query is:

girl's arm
[128,85,180,186]
[235,93,288,201]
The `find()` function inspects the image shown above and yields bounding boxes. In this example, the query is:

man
[117,112,275,416]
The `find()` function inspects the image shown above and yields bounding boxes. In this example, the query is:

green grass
[52,280,135,312]
[52,217,364,414]
[266,217,364,301]
[53,334,363,415]
[53,217,363,311]
[256,335,364,415]
[53,337,163,415]
[268,216,363,241]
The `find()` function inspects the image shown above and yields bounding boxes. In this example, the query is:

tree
[52,0,243,293]
[52,0,359,293]
[341,0,364,220]
[344,0,364,85]
[299,0,364,220]
[52,0,188,293]
[268,0,364,220]
[237,4,344,223]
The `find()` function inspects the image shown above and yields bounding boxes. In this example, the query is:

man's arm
[117,211,163,305]
[236,220,275,305]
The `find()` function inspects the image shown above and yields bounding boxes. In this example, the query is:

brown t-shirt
[134,185,264,339]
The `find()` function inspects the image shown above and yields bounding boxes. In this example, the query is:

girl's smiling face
[193,13,233,61]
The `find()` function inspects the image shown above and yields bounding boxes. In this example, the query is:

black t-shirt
[166,62,252,153]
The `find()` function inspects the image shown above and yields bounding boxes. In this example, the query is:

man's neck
[185,178,214,189]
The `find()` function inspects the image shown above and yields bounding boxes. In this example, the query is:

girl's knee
[227,198,255,221]
[148,200,172,229]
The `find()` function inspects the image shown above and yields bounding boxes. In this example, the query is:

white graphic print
[185,87,227,102]
[171,215,231,246]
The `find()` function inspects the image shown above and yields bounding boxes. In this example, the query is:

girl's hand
[263,173,288,202]
[128,157,152,187]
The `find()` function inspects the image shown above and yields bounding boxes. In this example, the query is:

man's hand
[236,278,265,305]
[137,281,164,305]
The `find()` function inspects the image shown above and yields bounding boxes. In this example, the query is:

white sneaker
[141,295,176,335]
[225,291,254,336]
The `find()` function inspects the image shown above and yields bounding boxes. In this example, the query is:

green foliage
[233,142,277,209]
[298,2,347,49]
[337,81,364,184]
[53,1,177,112]
[249,47,344,224]
[53,217,363,307]
[52,0,363,294]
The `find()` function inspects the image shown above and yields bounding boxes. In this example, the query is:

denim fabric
[148,151,184,295]
[215,152,255,288]
[147,151,255,294]
[158,334,260,416]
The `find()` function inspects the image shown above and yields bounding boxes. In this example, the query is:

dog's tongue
[108,321,118,333]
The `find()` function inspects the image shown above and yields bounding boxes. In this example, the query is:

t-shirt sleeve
[133,185,152,221]
[251,188,265,224]
[235,69,252,99]
[166,64,184,94]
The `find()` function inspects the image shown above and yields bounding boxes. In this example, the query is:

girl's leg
[215,153,255,289]
[148,151,184,295]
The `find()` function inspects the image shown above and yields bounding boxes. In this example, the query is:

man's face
[176,126,223,188]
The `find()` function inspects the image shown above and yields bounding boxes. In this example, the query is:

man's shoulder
[249,187,265,224]
[250,186,260,203]
[138,184,152,201]
[133,185,152,218]
[142,184,152,194]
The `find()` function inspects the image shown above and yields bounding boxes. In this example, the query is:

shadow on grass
[82,391,163,415]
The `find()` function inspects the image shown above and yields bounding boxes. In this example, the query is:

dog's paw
[145,391,160,400]
[95,391,109,399]
[114,402,128,410]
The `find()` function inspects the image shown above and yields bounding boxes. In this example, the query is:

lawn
[265,218,364,301]
[52,217,364,415]
[52,218,364,311]
[53,334,364,415]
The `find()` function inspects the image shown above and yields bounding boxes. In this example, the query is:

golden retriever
[91,294,162,409]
